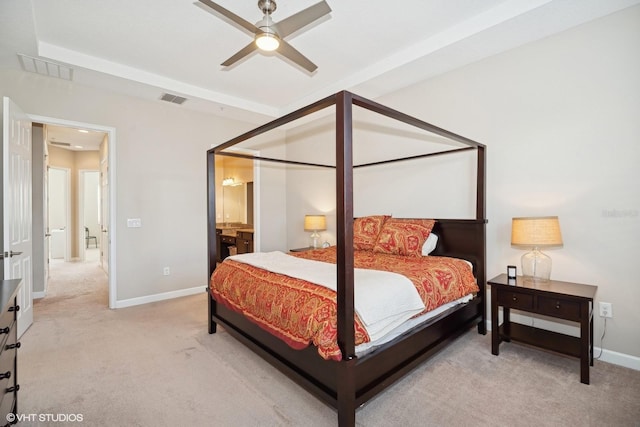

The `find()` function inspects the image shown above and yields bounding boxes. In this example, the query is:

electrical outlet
[163,267,170,276]
[599,302,613,318]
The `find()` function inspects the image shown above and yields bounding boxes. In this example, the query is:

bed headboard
[431,218,487,284]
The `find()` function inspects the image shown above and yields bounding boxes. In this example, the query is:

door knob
[0,251,23,259]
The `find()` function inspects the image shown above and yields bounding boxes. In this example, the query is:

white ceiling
[1,0,639,130]
[46,125,105,152]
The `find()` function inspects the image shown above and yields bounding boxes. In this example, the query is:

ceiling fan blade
[277,40,317,73]
[195,0,259,35]
[276,1,331,38]
[221,42,258,67]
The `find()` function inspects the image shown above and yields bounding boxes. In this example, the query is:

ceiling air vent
[160,93,187,105]
[18,54,73,80]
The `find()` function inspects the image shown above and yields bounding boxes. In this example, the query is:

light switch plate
[127,218,142,228]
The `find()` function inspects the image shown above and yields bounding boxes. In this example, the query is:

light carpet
[19,259,640,426]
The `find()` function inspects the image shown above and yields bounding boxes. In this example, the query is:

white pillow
[421,233,438,256]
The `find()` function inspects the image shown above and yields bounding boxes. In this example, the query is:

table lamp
[304,215,326,249]
[511,216,563,281]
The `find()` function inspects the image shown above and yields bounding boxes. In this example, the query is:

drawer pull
[5,342,20,350]
[556,302,561,309]
[8,305,19,312]
[0,328,9,335]
[512,296,517,301]
[5,384,19,393]
[0,371,11,380]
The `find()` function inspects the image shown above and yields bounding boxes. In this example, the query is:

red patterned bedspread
[210,247,478,360]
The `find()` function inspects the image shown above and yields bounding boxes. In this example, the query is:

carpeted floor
[19,258,640,426]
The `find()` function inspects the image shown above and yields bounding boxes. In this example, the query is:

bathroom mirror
[222,182,253,225]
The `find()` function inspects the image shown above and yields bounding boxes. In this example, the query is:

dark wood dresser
[216,228,254,261]
[0,280,21,426]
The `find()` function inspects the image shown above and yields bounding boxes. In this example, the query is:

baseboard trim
[114,286,204,309]
[594,347,640,371]
[33,291,46,299]
[485,320,639,371]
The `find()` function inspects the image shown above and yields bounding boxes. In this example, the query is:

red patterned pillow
[353,215,390,251]
[373,218,436,257]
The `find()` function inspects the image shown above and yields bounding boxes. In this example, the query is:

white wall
[373,6,639,361]
[279,5,640,364]
[0,69,256,301]
[283,107,478,249]
[229,131,289,252]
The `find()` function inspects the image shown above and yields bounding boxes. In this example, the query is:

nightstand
[489,274,597,384]
[289,247,314,252]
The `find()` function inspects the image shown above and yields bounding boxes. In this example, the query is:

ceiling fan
[195,0,331,72]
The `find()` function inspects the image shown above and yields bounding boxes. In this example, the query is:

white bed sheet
[355,293,475,356]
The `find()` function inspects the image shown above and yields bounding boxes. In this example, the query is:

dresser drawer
[220,235,235,245]
[497,290,534,311]
[0,340,16,398]
[2,323,18,355]
[237,231,253,241]
[0,317,15,352]
[0,304,16,335]
[537,296,581,321]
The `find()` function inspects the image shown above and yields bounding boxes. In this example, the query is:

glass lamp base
[521,248,552,281]
[309,231,320,249]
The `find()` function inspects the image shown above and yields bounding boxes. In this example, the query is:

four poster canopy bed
[206,91,487,427]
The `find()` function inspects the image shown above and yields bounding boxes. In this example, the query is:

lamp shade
[304,215,326,231]
[511,216,563,248]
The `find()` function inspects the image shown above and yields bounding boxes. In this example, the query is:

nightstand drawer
[537,296,580,321]
[497,291,533,310]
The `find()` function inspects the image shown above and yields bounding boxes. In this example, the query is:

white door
[79,170,100,262]
[47,167,70,261]
[99,147,109,273]
[44,141,50,284]
[1,97,34,338]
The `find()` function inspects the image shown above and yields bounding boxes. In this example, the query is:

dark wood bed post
[335,91,357,427]
[476,145,487,335]
[207,150,217,334]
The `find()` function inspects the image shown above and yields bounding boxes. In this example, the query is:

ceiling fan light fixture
[255,32,280,51]
[196,0,331,71]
